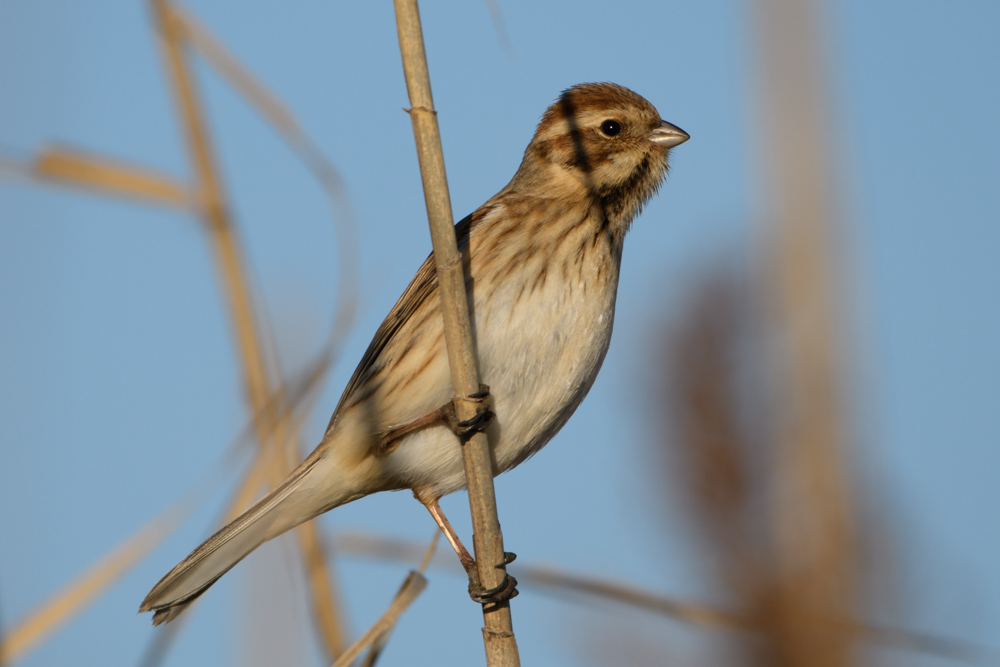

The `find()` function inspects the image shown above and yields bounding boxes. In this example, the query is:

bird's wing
[326,211,482,432]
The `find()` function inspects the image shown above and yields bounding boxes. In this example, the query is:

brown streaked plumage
[140,82,688,623]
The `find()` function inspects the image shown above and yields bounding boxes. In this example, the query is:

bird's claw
[455,409,495,439]
[462,552,518,605]
[468,571,519,605]
[468,386,491,400]
[449,384,494,441]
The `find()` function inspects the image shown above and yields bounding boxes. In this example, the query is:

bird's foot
[448,384,494,441]
[463,553,519,605]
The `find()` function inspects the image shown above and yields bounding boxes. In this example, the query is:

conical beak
[649,120,690,148]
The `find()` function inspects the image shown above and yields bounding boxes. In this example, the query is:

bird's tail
[139,454,347,625]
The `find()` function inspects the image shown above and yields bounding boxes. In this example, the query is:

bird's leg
[420,497,518,605]
[381,406,451,447]
[424,497,475,569]
[381,385,494,449]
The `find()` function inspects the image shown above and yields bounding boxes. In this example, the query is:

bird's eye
[600,119,622,137]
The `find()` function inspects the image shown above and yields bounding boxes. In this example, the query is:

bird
[140,82,689,624]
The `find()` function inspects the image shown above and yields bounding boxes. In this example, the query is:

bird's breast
[470,223,622,474]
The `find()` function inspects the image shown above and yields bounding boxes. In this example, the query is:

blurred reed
[1,0,367,663]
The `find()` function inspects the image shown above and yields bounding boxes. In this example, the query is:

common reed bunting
[141,82,688,623]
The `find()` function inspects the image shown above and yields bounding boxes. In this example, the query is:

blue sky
[1,1,998,665]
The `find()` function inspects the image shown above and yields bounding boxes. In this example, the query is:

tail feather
[140,456,340,624]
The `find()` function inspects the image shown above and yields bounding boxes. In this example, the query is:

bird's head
[513,82,688,233]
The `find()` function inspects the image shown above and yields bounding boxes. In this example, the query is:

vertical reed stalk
[392,1,520,664]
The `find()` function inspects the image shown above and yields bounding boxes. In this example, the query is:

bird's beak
[649,120,690,148]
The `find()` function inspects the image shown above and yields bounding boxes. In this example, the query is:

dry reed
[393,0,520,665]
